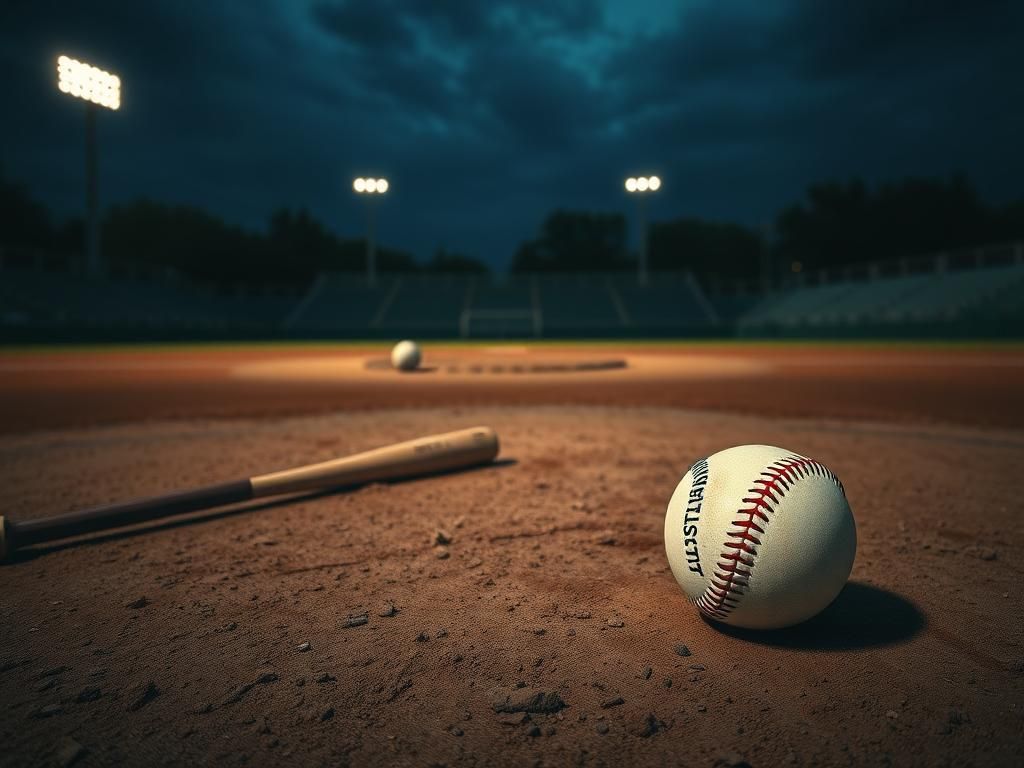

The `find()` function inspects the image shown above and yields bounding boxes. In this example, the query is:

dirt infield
[1,343,1023,767]
[0,343,1023,433]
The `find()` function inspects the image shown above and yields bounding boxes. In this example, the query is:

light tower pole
[625,174,661,285]
[352,176,389,286]
[57,55,121,277]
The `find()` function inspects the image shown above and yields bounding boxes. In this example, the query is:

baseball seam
[694,455,845,622]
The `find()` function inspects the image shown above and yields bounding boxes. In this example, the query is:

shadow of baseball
[706,581,925,650]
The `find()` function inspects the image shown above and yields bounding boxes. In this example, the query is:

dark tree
[649,218,762,283]
[512,210,630,272]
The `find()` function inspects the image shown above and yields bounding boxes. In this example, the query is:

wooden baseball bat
[0,426,499,561]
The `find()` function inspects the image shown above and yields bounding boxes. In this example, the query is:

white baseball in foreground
[390,340,422,371]
[664,444,856,630]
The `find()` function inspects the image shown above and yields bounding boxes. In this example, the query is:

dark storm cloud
[2,0,1022,269]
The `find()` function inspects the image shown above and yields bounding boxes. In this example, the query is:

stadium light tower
[624,174,661,285]
[352,176,389,286]
[57,55,121,277]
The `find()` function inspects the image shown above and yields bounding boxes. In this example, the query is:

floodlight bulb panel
[377,179,389,193]
[353,178,366,192]
[648,176,661,191]
[625,177,638,192]
[636,177,649,191]
[57,55,121,110]
[365,178,378,193]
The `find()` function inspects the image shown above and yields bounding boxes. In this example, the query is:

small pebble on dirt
[602,696,625,708]
[378,603,398,617]
[435,530,452,545]
[641,666,653,680]
[316,672,336,684]
[125,597,150,609]
[31,703,64,719]
[296,642,311,652]
[675,644,692,657]
[596,722,609,734]
[342,613,369,628]
[321,707,334,722]
[638,713,666,737]
[76,686,102,703]
[55,737,86,768]
[606,618,624,628]
[436,549,450,560]
[126,680,160,712]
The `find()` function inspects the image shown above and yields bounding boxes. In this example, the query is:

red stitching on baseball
[695,455,844,621]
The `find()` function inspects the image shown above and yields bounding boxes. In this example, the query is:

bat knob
[0,516,7,562]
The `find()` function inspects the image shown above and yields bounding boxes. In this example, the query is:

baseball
[390,340,422,371]
[664,444,856,630]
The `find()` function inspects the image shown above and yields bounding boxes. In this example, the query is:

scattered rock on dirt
[341,613,369,628]
[638,713,666,737]
[55,737,87,767]
[76,686,102,703]
[602,696,625,708]
[490,687,566,714]
[125,597,150,609]
[126,680,160,711]
[606,618,624,628]
[435,530,452,545]
[224,673,277,705]
[31,703,64,719]
[674,644,692,657]
[296,642,311,652]
[378,603,398,617]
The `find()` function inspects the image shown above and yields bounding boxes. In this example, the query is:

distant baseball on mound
[390,340,422,371]
[664,444,856,630]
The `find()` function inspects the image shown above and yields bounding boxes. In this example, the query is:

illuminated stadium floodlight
[353,177,389,285]
[624,175,662,285]
[57,55,121,110]
[56,55,122,276]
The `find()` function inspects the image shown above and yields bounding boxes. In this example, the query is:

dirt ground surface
[1,343,1023,767]
[0,343,1023,433]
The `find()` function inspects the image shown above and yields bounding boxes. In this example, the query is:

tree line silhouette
[2,167,1021,290]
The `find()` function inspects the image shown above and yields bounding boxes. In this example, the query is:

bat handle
[1,480,253,556]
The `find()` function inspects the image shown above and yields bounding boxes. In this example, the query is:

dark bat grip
[8,479,253,549]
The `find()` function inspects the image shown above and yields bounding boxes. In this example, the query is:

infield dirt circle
[0,342,1022,767]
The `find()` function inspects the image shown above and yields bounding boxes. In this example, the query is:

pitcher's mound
[364,356,627,374]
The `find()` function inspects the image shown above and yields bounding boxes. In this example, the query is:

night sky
[2,1,1022,269]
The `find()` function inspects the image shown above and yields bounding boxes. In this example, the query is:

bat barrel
[250,426,499,497]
